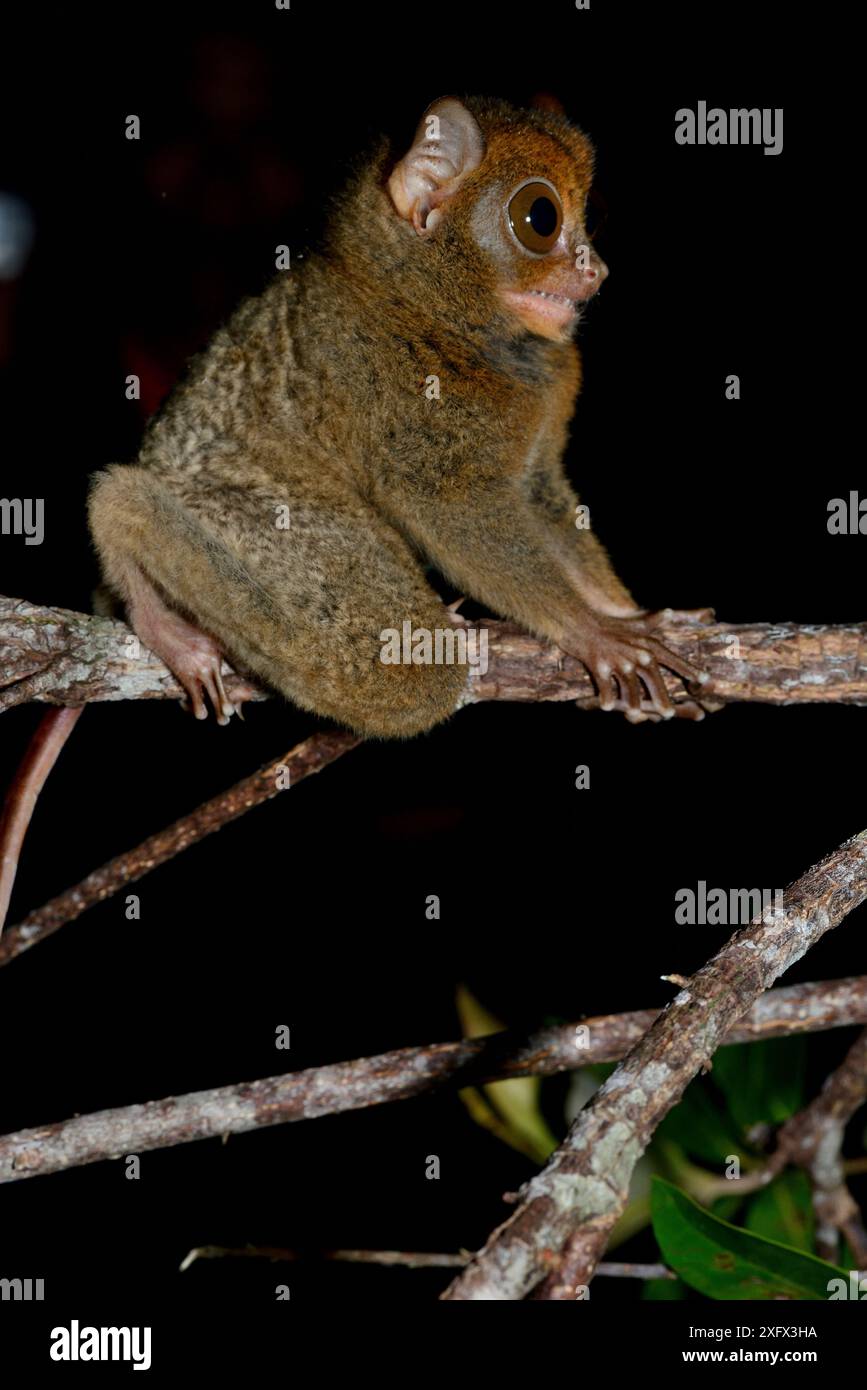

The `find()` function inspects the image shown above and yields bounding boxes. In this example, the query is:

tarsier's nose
[573,254,608,301]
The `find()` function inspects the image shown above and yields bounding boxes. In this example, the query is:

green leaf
[745,1170,815,1253]
[651,1177,847,1301]
[656,1076,747,1165]
[455,985,558,1164]
[585,1062,617,1084]
[711,1037,806,1134]
[710,1196,742,1223]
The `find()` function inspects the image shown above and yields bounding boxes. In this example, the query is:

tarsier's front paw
[561,610,718,724]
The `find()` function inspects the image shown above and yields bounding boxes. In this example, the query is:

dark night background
[0,0,862,1353]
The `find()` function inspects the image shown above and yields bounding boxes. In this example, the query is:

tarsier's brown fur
[89,96,712,737]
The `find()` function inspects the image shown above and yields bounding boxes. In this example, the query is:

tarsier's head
[386,95,607,343]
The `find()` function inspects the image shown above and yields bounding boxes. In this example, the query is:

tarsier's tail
[0,706,84,935]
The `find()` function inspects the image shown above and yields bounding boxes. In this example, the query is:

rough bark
[1,975,865,1186]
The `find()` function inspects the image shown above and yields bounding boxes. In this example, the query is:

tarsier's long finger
[670,698,707,722]
[592,660,620,712]
[638,637,709,692]
[624,705,658,724]
[200,670,221,723]
[695,693,726,714]
[664,606,716,625]
[209,668,238,726]
[610,696,662,724]
[181,679,209,722]
[614,693,706,723]
[631,607,716,630]
[618,667,649,716]
[616,609,667,634]
[635,661,677,719]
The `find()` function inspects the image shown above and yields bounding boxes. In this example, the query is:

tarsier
[89,96,714,737]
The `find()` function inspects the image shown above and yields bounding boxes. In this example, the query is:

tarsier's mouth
[502,288,579,309]
[526,289,579,310]
[499,287,581,335]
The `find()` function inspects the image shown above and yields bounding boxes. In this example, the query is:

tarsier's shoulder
[223,276,298,349]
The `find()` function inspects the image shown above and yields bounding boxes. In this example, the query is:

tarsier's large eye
[507,181,563,254]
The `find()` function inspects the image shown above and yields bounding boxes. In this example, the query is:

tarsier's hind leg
[88,464,468,737]
[123,563,258,724]
[90,467,263,724]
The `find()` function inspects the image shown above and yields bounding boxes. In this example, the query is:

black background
[0,0,863,1351]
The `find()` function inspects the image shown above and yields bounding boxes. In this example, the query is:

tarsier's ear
[387,97,485,236]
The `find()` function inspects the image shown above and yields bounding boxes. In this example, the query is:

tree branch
[4,596,865,947]
[3,596,867,712]
[776,1027,867,1264]
[178,1243,674,1280]
[0,728,359,962]
[441,829,867,1300]
[1,975,866,1185]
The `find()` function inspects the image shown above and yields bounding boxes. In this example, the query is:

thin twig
[180,1245,467,1272]
[695,1029,867,1263]
[0,729,359,963]
[1,976,866,1185]
[178,1243,674,1280]
[596,1261,675,1281]
[776,1027,867,1264]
